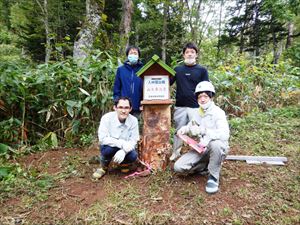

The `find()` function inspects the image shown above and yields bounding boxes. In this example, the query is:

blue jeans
[100,145,138,166]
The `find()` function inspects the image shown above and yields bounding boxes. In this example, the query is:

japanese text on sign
[144,75,169,100]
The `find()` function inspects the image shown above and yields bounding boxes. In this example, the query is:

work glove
[122,141,134,153]
[190,124,201,136]
[113,150,126,164]
[189,120,206,137]
[177,125,188,135]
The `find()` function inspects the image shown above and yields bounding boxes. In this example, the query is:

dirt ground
[0,145,299,225]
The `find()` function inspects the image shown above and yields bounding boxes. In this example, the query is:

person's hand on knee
[113,150,126,164]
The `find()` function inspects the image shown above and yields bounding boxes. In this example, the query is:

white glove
[177,126,188,135]
[122,141,134,153]
[190,124,201,136]
[113,150,126,164]
[189,120,206,136]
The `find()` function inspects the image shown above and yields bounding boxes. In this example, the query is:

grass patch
[230,106,300,156]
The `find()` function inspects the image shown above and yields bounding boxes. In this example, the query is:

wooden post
[136,55,175,171]
[141,100,173,170]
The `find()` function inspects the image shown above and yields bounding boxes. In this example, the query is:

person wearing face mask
[174,81,230,194]
[170,42,209,161]
[113,46,143,117]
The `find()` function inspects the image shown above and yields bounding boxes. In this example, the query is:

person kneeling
[174,81,230,194]
[92,97,139,179]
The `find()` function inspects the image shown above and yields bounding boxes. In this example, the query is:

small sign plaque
[143,75,169,100]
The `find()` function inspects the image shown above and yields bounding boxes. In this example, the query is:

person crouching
[174,81,230,194]
[92,97,139,179]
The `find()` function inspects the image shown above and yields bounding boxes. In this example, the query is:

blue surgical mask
[128,54,138,64]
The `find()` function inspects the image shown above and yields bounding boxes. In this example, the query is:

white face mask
[128,54,138,64]
[199,100,212,110]
[184,58,196,66]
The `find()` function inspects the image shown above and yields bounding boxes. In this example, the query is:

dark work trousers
[100,145,138,167]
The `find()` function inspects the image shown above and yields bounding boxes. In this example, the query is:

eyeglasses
[117,106,131,110]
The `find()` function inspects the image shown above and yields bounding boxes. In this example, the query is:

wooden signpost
[137,55,175,171]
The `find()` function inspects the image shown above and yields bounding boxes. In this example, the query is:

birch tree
[216,0,224,59]
[73,0,104,65]
[119,0,133,53]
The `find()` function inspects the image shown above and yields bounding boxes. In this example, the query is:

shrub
[0,51,117,148]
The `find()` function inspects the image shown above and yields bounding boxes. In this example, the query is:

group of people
[92,43,230,194]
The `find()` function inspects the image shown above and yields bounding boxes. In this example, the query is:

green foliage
[0,0,299,153]
[79,133,95,147]
[9,0,85,61]
[0,166,14,180]
[211,54,300,116]
[0,27,26,63]
[221,0,297,57]
[0,160,55,204]
[0,118,22,145]
[41,132,58,148]
[284,42,300,67]
[132,0,186,64]
[0,51,117,148]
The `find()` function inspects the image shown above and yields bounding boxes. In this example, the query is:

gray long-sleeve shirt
[97,111,139,152]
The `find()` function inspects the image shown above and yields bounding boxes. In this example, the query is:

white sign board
[143,75,169,100]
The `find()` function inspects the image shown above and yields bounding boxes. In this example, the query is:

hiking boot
[205,175,219,194]
[92,167,106,179]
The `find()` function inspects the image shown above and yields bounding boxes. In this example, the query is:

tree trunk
[272,29,279,64]
[140,103,172,171]
[161,2,168,62]
[197,2,213,47]
[44,0,51,63]
[253,0,260,57]
[194,0,202,41]
[271,15,280,64]
[36,0,51,63]
[286,22,294,49]
[216,0,224,60]
[239,0,249,54]
[119,0,133,53]
[185,0,202,42]
[73,0,104,65]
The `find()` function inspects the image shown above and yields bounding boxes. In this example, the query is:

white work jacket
[188,101,230,147]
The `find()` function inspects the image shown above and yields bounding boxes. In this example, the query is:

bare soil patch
[0,146,299,225]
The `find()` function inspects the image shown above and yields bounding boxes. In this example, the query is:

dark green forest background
[0,0,299,151]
